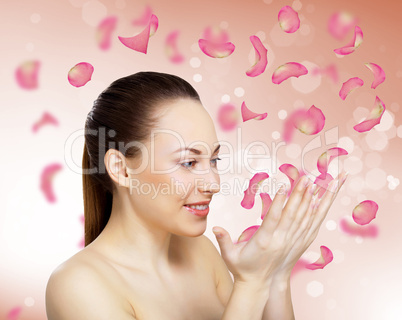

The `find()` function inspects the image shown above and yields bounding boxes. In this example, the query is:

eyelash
[181,157,221,169]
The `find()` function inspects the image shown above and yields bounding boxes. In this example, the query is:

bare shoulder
[45,249,136,320]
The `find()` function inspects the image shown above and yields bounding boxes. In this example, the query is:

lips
[184,201,211,217]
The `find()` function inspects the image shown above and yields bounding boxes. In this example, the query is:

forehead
[152,99,218,154]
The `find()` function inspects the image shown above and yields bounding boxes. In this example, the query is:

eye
[181,160,197,168]
[211,157,221,166]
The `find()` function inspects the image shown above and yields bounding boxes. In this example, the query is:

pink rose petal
[365,63,386,89]
[278,6,300,33]
[32,111,59,133]
[132,5,153,26]
[96,15,117,50]
[260,192,273,220]
[353,96,386,133]
[246,35,268,77]
[313,172,334,198]
[279,163,306,197]
[118,14,158,54]
[283,105,325,143]
[217,103,238,131]
[68,62,94,87]
[272,62,308,84]
[40,163,63,203]
[165,30,185,64]
[305,246,333,270]
[241,101,267,122]
[198,39,235,58]
[352,200,378,225]
[7,306,22,320]
[317,147,348,174]
[202,26,230,44]
[241,172,269,209]
[291,258,309,278]
[15,60,40,90]
[339,216,379,238]
[236,225,260,244]
[339,77,364,100]
[334,26,363,56]
[328,11,357,40]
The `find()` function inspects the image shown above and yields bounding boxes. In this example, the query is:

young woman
[45,71,347,319]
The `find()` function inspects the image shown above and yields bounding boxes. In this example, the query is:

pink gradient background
[1,0,402,319]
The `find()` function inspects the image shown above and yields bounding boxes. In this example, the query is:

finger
[276,175,311,230]
[212,227,235,260]
[258,184,288,237]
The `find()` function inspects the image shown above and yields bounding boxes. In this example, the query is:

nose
[196,168,220,194]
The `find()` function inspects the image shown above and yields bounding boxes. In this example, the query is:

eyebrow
[173,144,220,155]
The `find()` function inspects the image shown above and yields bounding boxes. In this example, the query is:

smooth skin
[45,98,347,320]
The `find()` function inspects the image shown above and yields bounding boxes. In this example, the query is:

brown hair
[82,71,201,246]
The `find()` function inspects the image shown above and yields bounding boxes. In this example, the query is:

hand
[212,171,348,286]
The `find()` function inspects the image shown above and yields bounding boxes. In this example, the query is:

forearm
[262,273,295,320]
[221,280,271,320]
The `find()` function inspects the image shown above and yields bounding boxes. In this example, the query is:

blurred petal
[306,246,333,270]
[339,77,364,100]
[15,60,40,90]
[32,111,59,133]
[241,172,269,209]
[352,200,378,225]
[339,216,379,237]
[246,35,268,77]
[317,147,348,174]
[365,63,386,89]
[291,258,309,278]
[272,62,308,84]
[217,103,238,131]
[118,14,158,54]
[241,101,267,122]
[278,5,300,33]
[328,11,357,40]
[165,30,185,64]
[353,96,386,132]
[236,225,260,243]
[198,39,235,58]
[324,64,339,83]
[68,62,94,87]
[132,5,152,26]
[7,306,22,320]
[334,26,363,56]
[96,15,117,50]
[314,172,334,198]
[40,163,63,203]
[260,192,273,220]
[202,26,230,43]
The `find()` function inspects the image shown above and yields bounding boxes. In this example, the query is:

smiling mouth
[184,204,209,210]
[183,204,210,216]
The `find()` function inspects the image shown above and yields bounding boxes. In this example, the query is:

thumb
[212,227,234,257]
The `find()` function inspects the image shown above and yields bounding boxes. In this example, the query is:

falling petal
[7,306,22,320]
[272,62,308,84]
[40,163,63,203]
[118,14,158,54]
[314,172,334,198]
[317,147,349,174]
[352,200,378,225]
[353,96,386,132]
[365,63,386,89]
[334,26,363,56]
[15,60,40,90]
[217,103,238,131]
[241,101,267,122]
[236,225,260,243]
[305,246,333,270]
[291,258,309,278]
[328,11,357,40]
[246,35,268,77]
[241,172,269,209]
[96,15,117,50]
[202,26,230,45]
[339,216,378,237]
[132,5,152,26]
[278,5,300,33]
[32,111,59,133]
[279,163,303,196]
[198,39,235,58]
[165,30,185,64]
[339,77,364,100]
[260,192,273,220]
[68,62,94,87]
[324,64,339,83]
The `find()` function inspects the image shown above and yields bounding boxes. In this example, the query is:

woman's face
[126,98,221,237]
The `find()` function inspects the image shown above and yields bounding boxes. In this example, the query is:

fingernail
[342,171,349,183]
[212,228,222,238]
[309,184,317,195]
[329,179,339,193]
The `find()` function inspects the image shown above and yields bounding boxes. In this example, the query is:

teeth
[187,204,208,210]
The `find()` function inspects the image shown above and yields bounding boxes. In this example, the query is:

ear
[104,149,130,188]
